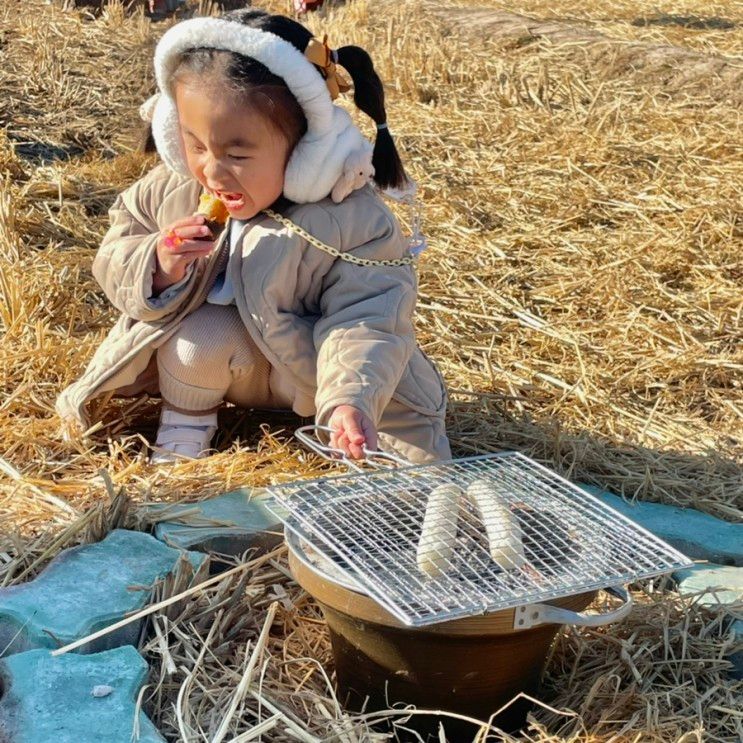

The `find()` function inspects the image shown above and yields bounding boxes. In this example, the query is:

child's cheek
[184,153,200,181]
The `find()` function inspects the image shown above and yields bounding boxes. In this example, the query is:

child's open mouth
[215,190,245,210]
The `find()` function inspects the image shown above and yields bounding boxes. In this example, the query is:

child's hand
[153,215,214,293]
[328,405,378,460]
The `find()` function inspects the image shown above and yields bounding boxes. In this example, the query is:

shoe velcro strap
[161,410,218,427]
[156,428,212,447]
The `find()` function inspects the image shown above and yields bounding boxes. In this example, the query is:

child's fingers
[337,431,357,459]
[160,246,214,268]
[172,223,212,241]
[361,418,379,452]
[329,427,349,455]
[339,413,366,459]
[328,407,372,460]
[335,431,348,450]
[343,414,366,445]
[329,427,343,449]
[162,234,214,253]
[348,438,365,460]
[168,242,214,258]
[169,215,206,229]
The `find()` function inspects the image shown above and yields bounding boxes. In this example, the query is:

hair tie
[304,35,352,100]
[376,122,389,131]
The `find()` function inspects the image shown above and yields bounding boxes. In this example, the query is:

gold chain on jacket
[263,208,414,267]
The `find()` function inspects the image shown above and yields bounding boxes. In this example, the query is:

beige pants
[157,304,290,413]
[156,304,451,463]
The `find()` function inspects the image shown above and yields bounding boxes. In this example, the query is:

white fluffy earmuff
[146,18,374,204]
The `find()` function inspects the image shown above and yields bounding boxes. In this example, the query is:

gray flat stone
[673,564,743,607]
[151,489,286,557]
[0,529,205,657]
[0,646,163,742]
[578,484,743,566]
[673,563,743,680]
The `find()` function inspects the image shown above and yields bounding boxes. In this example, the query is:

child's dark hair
[140,8,408,190]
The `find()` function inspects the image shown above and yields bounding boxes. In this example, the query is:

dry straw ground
[0,0,741,740]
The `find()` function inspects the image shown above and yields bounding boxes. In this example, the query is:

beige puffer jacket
[56,164,447,442]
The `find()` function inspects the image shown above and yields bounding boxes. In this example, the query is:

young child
[56,8,451,464]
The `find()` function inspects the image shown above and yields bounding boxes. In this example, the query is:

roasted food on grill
[196,193,229,238]
[466,479,526,570]
[417,484,464,577]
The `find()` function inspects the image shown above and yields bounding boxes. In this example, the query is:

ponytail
[335,45,408,190]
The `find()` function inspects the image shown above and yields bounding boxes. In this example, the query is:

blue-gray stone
[577,484,743,566]
[151,489,286,557]
[673,564,743,607]
[672,564,743,680]
[0,529,205,657]
[0,646,163,742]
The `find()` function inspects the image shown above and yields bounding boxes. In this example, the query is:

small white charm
[382,180,428,257]
[331,147,375,203]
[407,196,428,256]
[91,685,114,698]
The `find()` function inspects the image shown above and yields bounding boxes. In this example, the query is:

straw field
[0,0,741,740]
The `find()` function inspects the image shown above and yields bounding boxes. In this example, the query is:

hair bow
[304,36,352,100]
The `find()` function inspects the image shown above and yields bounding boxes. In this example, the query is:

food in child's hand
[417,483,464,577]
[466,479,526,570]
[196,193,230,239]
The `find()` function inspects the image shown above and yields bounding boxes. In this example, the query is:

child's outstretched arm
[313,224,416,456]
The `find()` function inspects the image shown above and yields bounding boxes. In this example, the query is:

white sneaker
[150,409,218,464]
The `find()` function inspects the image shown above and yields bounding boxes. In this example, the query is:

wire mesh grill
[267,452,691,626]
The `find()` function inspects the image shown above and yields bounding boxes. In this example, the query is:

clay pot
[287,533,595,738]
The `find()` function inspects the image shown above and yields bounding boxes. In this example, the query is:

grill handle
[295,424,412,471]
[513,586,633,629]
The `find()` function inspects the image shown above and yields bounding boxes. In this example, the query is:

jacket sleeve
[312,207,417,427]
[91,169,200,322]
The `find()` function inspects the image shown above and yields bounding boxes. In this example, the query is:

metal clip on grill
[269,426,691,628]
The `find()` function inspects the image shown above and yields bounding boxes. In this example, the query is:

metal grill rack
[268,451,691,627]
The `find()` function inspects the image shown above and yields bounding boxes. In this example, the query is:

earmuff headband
[150,18,372,203]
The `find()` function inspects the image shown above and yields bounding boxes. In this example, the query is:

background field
[0,0,741,739]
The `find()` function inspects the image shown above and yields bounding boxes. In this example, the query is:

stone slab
[673,564,743,607]
[0,646,163,742]
[0,529,205,657]
[672,563,743,677]
[577,484,743,566]
[671,566,743,682]
[151,489,287,557]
